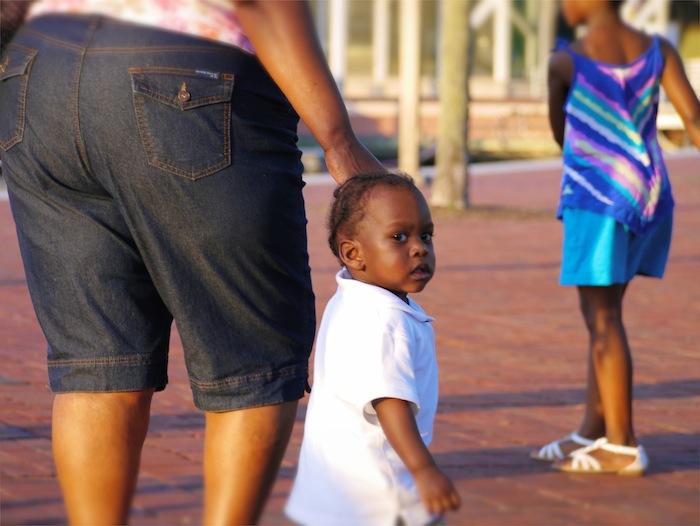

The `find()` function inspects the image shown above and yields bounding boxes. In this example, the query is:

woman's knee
[52,391,154,455]
[54,390,154,420]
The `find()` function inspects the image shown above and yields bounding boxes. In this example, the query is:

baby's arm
[372,397,461,515]
[547,50,574,149]
[659,38,700,149]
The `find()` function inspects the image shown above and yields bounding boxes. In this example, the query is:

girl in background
[532,0,700,474]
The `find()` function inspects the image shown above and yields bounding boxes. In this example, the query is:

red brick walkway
[1,154,698,525]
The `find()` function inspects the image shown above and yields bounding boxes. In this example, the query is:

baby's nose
[411,240,429,256]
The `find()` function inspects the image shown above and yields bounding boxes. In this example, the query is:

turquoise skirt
[560,208,673,286]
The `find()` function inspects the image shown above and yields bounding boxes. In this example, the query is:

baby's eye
[392,233,408,242]
[421,232,433,243]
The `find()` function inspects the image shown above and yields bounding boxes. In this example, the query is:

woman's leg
[578,285,636,446]
[203,400,298,525]
[52,390,153,525]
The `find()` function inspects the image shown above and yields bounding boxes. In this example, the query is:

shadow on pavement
[1,432,696,524]
[1,478,203,525]
[2,379,697,442]
[437,378,700,413]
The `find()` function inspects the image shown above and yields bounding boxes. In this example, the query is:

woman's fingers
[324,138,387,184]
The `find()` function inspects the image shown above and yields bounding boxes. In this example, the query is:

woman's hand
[323,137,386,185]
[234,1,388,182]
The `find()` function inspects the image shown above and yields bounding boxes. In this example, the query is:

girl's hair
[327,172,416,259]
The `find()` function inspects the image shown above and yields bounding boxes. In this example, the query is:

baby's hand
[413,465,461,515]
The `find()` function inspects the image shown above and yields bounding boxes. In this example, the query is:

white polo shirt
[286,268,438,526]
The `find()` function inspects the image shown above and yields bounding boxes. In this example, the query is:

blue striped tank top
[557,35,674,233]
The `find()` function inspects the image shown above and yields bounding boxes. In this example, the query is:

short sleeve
[327,317,419,418]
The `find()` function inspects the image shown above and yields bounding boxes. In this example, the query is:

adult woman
[0,1,383,523]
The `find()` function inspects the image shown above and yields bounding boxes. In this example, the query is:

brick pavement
[1,154,698,525]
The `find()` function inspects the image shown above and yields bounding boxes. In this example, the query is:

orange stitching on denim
[48,354,165,367]
[129,67,234,111]
[181,93,232,109]
[135,86,231,109]
[20,27,83,52]
[132,93,158,168]
[223,101,231,176]
[190,364,307,391]
[130,69,233,180]
[0,76,27,150]
[149,153,230,180]
[0,47,38,151]
[132,91,231,180]
[88,46,224,55]
[132,86,180,107]
[129,66,217,75]
[127,67,234,82]
[70,18,100,180]
[2,42,37,56]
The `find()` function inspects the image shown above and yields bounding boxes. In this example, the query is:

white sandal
[530,432,595,462]
[556,438,649,476]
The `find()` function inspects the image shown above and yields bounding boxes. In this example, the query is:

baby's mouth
[410,263,432,280]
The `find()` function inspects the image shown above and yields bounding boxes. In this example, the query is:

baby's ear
[339,239,365,271]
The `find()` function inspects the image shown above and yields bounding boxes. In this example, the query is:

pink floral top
[28,0,255,53]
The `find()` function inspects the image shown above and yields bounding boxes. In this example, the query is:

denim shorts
[0,15,316,411]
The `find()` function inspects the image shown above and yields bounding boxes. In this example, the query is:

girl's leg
[577,347,606,439]
[52,390,153,525]
[577,283,629,439]
[203,400,298,525]
[578,284,636,446]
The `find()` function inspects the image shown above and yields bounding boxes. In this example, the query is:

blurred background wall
[301,0,700,165]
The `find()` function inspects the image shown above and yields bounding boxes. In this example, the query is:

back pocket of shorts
[129,67,234,180]
[0,45,37,151]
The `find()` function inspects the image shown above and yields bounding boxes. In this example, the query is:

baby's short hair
[327,172,417,259]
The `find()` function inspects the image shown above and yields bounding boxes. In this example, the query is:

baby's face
[350,185,435,300]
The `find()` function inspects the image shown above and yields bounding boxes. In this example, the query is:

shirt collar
[335,268,434,323]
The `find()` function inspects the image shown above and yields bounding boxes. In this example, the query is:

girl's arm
[233,0,385,183]
[547,50,573,149]
[660,38,700,149]
[372,397,461,515]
